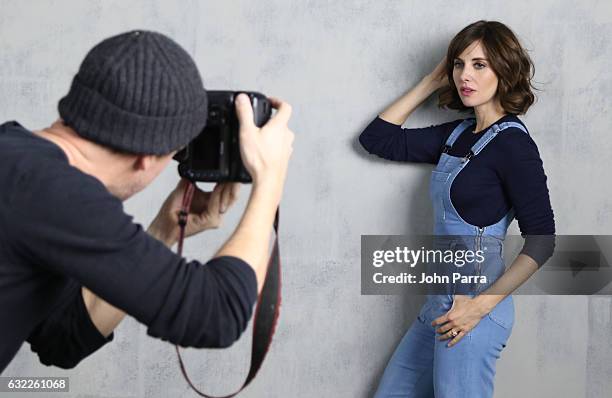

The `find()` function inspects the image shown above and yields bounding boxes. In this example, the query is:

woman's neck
[473,100,507,134]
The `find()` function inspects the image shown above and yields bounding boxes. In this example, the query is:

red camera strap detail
[175,181,281,397]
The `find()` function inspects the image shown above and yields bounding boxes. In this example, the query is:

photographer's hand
[215,94,294,292]
[148,180,240,247]
[237,95,294,188]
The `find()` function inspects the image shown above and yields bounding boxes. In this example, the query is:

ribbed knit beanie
[58,30,208,155]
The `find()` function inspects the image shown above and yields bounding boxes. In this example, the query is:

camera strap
[174,181,281,398]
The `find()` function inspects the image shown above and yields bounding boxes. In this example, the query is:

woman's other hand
[431,294,488,347]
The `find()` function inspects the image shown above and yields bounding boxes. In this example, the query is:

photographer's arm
[78,226,178,338]
[215,94,294,293]
[81,182,239,338]
[26,216,225,369]
[215,179,281,293]
[19,173,253,368]
[80,288,124,338]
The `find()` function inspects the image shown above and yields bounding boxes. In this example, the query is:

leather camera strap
[174,181,281,397]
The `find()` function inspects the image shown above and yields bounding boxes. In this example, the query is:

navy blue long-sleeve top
[359,114,555,265]
[0,121,258,373]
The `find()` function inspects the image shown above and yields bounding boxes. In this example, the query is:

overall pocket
[417,298,434,324]
[487,295,515,330]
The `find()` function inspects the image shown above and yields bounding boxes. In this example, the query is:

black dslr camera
[173,91,271,183]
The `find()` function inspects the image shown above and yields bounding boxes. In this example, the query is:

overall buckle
[462,151,474,163]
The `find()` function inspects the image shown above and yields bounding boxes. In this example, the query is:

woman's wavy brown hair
[438,20,536,115]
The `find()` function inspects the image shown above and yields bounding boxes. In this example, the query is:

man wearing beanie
[0,30,294,372]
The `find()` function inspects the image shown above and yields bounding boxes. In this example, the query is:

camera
[173,91,271,183]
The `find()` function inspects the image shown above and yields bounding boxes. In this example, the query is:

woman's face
[452,40,499,109]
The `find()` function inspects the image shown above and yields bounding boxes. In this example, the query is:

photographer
[0,30,294,372]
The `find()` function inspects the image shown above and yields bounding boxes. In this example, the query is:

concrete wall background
[2,0,612,397]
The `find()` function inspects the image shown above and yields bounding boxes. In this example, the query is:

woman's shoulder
[493,115,541,156]
[496,114,530,135]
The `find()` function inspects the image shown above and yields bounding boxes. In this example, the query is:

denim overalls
[374,119,528,398]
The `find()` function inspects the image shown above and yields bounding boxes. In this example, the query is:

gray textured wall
[2,1,612,397]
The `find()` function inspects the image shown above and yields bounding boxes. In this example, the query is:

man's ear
[133,154,154,171]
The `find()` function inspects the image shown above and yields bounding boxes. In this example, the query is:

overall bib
[374,119,528,398]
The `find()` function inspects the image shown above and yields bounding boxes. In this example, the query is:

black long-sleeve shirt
[0,121,257,373]
[359,115,555,265]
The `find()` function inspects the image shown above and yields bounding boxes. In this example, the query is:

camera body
[174,91,271,183]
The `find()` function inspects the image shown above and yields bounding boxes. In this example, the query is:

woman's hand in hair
[423,56,449,91]
[379,56,449,124]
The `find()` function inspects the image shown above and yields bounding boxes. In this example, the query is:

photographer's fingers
[189,184,222,229]
[208,183,223,216]
[235,93,256,130]
[187,184,212,214]
[228,183,240,206]
[267,97,292,127]
[219,183,240,213]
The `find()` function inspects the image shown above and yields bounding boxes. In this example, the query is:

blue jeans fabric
[374,295,514,398]
[374,120,527,397]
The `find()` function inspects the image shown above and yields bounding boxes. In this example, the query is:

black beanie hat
[58,30,208,155]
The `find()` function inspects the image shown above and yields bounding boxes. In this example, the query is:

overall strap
[442,118,476,151]
[470,121,528,157]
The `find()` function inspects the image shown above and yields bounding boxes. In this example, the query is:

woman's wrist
[473,294,504,316]
[419,75,442,93]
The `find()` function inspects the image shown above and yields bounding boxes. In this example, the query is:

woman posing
[359,20,555,398]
